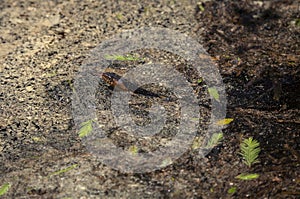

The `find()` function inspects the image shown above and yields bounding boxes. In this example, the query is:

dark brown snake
[101,72,163,98]
[100,72,212,109]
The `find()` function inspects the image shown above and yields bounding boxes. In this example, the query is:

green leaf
[206,132,223,148]
[208,87,220,102]
[128,145,139,155]
[116,13,123,20]
[78,120,93,138]
[190,117,199,121]
[49,164,78,177]
[0,183,10,196]
[228,186,237,194]
[104,54,141,61]
[239,137,261,167]
[197,78,203,83]
[197,3,205,12]
[216,118,234,125]
[192,136,202,149]
[236,173,259,180]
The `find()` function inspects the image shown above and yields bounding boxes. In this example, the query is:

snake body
[101,72,162,98]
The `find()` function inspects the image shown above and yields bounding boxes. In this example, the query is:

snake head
[101,72,128,91]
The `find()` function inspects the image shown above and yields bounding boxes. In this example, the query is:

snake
[101,72,164,98]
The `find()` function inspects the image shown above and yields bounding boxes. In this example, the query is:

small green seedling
[236,173,259,180]
[192,136,202,149]
[197,77,203,83]
[128,145,139,155]
[208,87,220,102]
[49,164,78,177]
[216,118,234,126]
[206,132,223,148]
[197,3,205,12]
[116,13,123,20]
[227,186,237,194]
[239,137,261,167]
[0,183,10,196]
[104,54,141,61]
[78,120,94,138]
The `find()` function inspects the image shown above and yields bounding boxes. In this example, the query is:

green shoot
[78,120,94,138]
[208,87,220,102]
[239,137,261,167]
[128,145,139,155]
[206,132,223,148]
[49,164,78,177]
[227,186,237,194]
[116,13,123,20]
[197,3,205,12]
[216,118,234,126]
[236,173,259,180]
[0,183,10,196]
[197,77,203,83]
[191,136,202,149]
[104,54,141,61]
[190,117,199,121]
